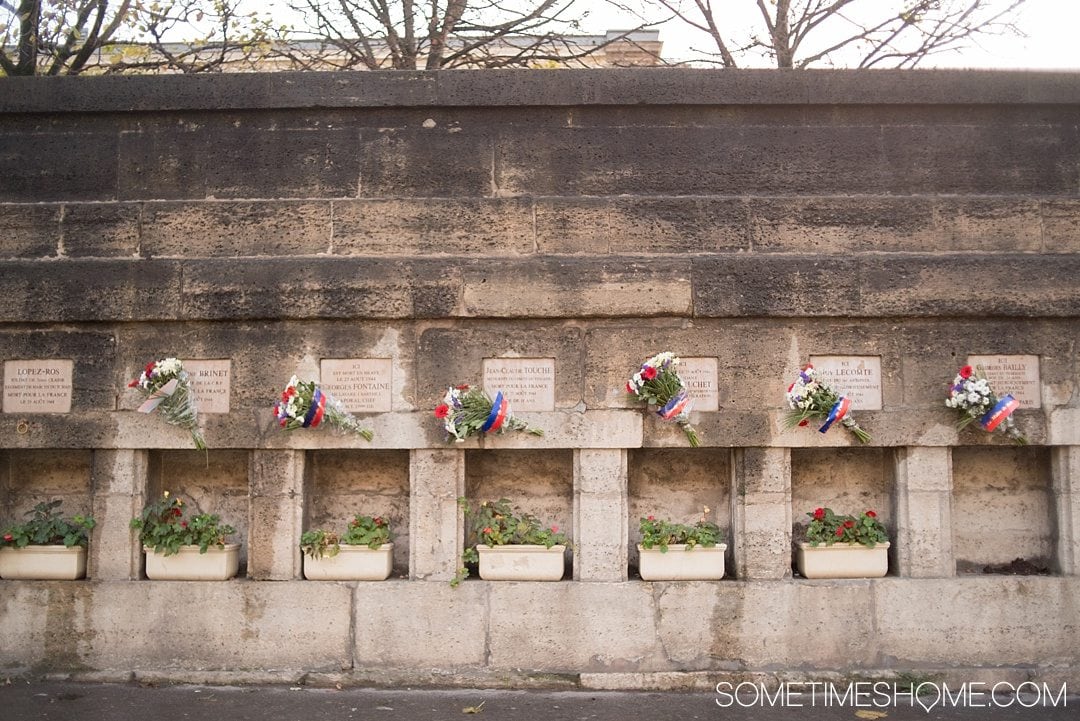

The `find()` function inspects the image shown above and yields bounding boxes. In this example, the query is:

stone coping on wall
[4,69,1080,114]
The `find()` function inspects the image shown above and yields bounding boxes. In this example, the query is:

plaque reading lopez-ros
[482,358,555,412]
[2,359,74,413]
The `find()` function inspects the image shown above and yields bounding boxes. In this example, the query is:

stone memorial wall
[0,69,1079,689]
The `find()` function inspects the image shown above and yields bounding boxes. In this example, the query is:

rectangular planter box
[0,545,87,580]
[796,541,890,579]
[144,544,240,581]
[476,544,566,581]
[303,543,394,581]
[638,543,727,581]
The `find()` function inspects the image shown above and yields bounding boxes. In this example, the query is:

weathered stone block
[1041,199,1080,253]
[0,204,60,258]
[0,131,118,202]
[143,201,332,257]
[410,448,465,581]
[1051,447,1080,575]
[62,203,141,257]
[575,449,628,581]
[359,127,494,197]
[89,449,149,580]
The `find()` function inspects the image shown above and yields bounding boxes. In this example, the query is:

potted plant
[131,491,240,580]
[638,507,727,581]
[0,500,95,580]
[455,498,569,584]
[300,514,393,581]
[796,507,890,579]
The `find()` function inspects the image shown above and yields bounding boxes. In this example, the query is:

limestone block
[409,449,465,580]
[354,582,487,667]
[874,577,1080,666]
[732,448,791,580]
[892,447,953,578]
[248,450,306,580]
[574,449,629,581]
[486,582,660,671]
[61,202,141,258]
[358,128,493,198]
[0,204,60,258]
[334,198,534,256]
[1041,198,1080,253]
[1051,447,1080,575]
[143,201,331,257]
[90,449,149,580]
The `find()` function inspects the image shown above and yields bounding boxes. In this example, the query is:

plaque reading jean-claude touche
[2,359,74,413]
[808,356,883,410]
[183,359,232,414]
[320,358,393,413]
[482,358,555,412]
[679,357,720,412]
[966,355,1041,409]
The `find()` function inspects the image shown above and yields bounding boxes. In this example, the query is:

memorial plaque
[184,359,232,414]
[3,359,74,413]
[483,358,555,412]
[320,358,393,413]
[809,356,883,410]
[679,357,719,412]
[966,355,1041,409]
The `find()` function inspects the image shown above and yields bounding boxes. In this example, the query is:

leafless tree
[271,0,659,70]
[653,0,1028,68]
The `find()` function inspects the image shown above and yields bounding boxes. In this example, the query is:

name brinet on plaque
[3,359,74,413]
[808,356,883,411]
[320,358,393,414]
[482,358,555,412]
[183,359,232,414]
[966,355,1041,409]
[679,357,720,412]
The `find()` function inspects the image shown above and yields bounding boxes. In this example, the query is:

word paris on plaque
[2,359,74,413]
[482,358,555,412]
[320,359,393,413]
[808,356,883,410]
[966,355,1041,409]
[182,359,232,414]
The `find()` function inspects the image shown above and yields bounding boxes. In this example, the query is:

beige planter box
[0,545,87,580]
[477,544,566,581]
[303,543,394,581]
[796,541,890,579]
[637,543,727,581]
[144,544,240,581]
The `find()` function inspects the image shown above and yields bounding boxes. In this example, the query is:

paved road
[0,680,1074,721]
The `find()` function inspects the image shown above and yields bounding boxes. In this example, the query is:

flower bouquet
[784,363,870,443]
[945,364,1026,444]
[434,384,543,443]
[128,357,206,450]
[626,351,700,447]
[274,376,373,441]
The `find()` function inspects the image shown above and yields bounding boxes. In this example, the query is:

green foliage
[639,510,723,552]
[130,491,236,556]
[1,500,95,549]
[452,497,570,586]
[804,507,889,548]
[300,514,392,558]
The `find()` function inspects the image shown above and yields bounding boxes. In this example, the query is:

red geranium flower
[866,510,877,518]
[434,404,450,419]
[647,515,655,521]
[180,521,188,529]
[844,520,855,529]
[3,533,13,542]
[374,517,384,526]
[835,527,845,537]
[813,507,825,520]
[550,525,558,534]
[960,365,973,379]
[642,366,658,381]
[482,526,493,535]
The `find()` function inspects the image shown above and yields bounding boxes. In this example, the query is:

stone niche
[464,449,574,573]
[306,450,410,576]
[790,447,894,573]
[951,446,1054,574]
[627,448,732,577]
[148,450,250,572]
[0,449,93,523]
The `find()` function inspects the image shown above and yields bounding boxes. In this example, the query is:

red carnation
[798,419,809,427]
[128,379,139,388]
[642,366,658,381]
[434,404,450,419]
[813,507,825,520]
[144,361,156,376]
[960,365,973,379]
[866,510,877,518]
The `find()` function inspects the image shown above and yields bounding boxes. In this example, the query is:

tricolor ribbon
[819,396,851,434]
[302,388,327,428]
[137,378,179,413]
[980,394,1019,432]
[481,391,510,433]
[658,388,692,421]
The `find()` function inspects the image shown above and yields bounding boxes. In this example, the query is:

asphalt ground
[0,680,1075,721]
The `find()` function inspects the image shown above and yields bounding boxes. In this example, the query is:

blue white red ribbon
[658,388,692,421]
[303,388,327,428]
[819,396,851,434]
[481,391,509,433]
[980,394,1019,432]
